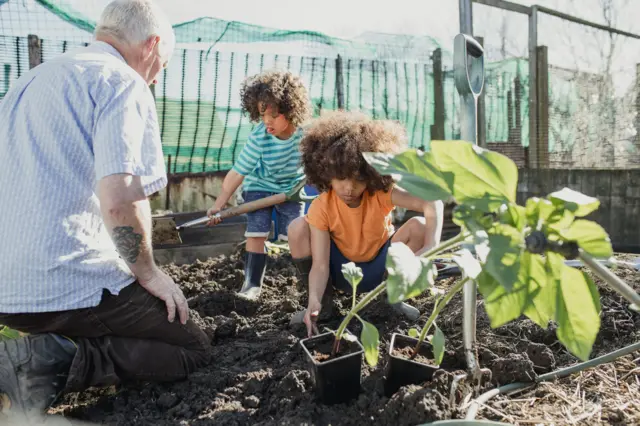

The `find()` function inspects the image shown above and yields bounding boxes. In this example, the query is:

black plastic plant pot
[300,330,364,405]
[384,332,441,397]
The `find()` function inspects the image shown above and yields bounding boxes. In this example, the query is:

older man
[0,0,210,422]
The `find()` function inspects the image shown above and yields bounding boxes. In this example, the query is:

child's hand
[303,300,321,337]
[206,205,223,226]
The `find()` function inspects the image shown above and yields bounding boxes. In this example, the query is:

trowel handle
[216,193,286,219]
[176,193,287,229]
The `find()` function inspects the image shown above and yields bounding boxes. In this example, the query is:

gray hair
[95,0,175,53]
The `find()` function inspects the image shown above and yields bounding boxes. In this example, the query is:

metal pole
[460,0,473,35]
[528,6,538,168]
[458,0,482,382]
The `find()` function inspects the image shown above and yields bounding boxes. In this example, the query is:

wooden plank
[607,170,626,250]
[154,243,239,266]
[28,34,41,69]
[472,0,531,15]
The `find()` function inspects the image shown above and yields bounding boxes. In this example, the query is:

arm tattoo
[112,226,143,263]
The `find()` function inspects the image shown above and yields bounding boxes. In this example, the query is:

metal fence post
[528,6,539,168]
[335,55,345,110]
[431,48,445,140]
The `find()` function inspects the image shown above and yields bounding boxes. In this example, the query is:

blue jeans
[329,237,392,294]
[243,191,305,241]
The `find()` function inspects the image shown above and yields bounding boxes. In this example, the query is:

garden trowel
[176,179,316,230]
[453,32,491,390]
[152,180,317,245]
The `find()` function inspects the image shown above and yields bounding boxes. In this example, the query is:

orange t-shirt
[305,188,395,263]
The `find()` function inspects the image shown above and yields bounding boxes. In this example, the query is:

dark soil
[303,333,362,363]
[392,346,436,366]
[51,250,640,425]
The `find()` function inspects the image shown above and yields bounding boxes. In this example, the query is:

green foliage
[385,243,436,304]
[358,317,380,367]
[431,324,445,366]
[0,326,22,341]
[365,140,616,362]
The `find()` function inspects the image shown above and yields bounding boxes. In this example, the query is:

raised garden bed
[49,249,640,425]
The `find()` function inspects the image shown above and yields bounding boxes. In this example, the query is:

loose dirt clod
[51,250,640,425]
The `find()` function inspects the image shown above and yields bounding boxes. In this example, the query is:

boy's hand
[303,299,322,337]
[206,205,223,226]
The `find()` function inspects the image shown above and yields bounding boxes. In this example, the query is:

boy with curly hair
[288,111,444,336]
[207,70,312,300]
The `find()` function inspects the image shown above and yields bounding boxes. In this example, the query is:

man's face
[134,35,172,85]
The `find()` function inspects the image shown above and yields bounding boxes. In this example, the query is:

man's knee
[183,321,212,369]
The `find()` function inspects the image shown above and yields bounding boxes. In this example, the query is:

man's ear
[144,35,160,59]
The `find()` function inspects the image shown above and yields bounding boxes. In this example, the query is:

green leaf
[385,242,436,304]
[452,205,494,232]
[525,252,563,327]
[483,224,523,291]
[525,197,574,231]
[478,273,527,328]
[555,263,601,361]
[522,253,555,328]
[499,203,526,231]
[342,262,363,293]
[548,188,600,218]
[452,248,482,279]
[431,324,445,365]
[359,319,380,367]
[408,328,419,338]
[559,220,613,258]
[0,326,21,341]
[430,140,518,209]
[363,150,454,201]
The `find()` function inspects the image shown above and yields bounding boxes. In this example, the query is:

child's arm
[304,224,331,337]
[207,132,261,224]
[391,187,444,254]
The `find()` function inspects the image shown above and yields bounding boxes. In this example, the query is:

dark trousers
[0,281,211,392]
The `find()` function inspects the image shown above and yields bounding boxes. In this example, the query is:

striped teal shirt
[232,122,305,193]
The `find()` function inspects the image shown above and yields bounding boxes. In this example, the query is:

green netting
[7,0,634,172]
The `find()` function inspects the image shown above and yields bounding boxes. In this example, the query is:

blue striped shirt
[232,122,305,193]
[0,41,167,313]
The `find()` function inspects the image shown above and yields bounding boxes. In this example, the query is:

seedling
[330,262,381,366]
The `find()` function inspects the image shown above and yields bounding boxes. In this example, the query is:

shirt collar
[89,41,127,63]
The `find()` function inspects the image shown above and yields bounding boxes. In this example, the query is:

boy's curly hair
[300,110,407,194]
[240,70,312,128]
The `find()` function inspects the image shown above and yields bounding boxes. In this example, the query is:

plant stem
[410,276,469,360]
[419,232,469,259]
[331,281,387,357]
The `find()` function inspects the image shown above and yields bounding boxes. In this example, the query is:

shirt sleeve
[92,76,166,196]
[305,196,329,231]
[377,187,395,212]
[232,127,262,176]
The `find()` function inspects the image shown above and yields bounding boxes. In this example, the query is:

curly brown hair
[240,70,312,128]
[300,110,407,194]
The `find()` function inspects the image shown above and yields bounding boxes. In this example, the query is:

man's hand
[138,267,189,324]
[303,298,322,337]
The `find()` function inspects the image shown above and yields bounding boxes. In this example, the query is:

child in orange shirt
[287,111,444,337]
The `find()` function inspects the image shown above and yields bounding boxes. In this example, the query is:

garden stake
[453,32,492,390]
